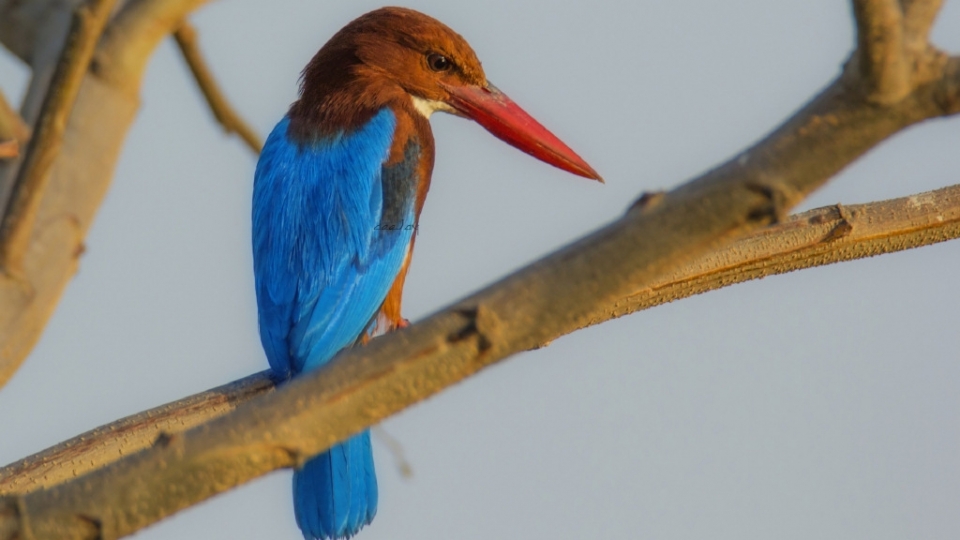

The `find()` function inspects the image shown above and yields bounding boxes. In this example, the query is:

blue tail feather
[294,431,378,540]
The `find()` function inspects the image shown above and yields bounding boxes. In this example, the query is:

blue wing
[252,109,418,378]
[253,109,421,539]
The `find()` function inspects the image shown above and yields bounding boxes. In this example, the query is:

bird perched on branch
[252,7,600,539]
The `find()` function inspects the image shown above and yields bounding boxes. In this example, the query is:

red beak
[442,82,603,182]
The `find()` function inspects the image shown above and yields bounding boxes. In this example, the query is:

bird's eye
[427,53,452,72]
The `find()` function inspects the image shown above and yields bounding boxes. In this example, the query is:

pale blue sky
[1,1,959,539]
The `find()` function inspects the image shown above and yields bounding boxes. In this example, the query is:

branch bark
[603,183,960,318]
[173,21,263,154]
[0,0,83,125]
[0,0,956,533]
[852,0,911,103]
[0,372,275,495]
[901,0,943,51]
[3,182,959,496]
[0,0,213,390]
[0,0,120,273]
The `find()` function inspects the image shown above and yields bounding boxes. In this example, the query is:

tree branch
[4,183,959,496]
[0,0,120,273]
[0,0,80,215]
[901,0,943,50]
[0,143,16,161]
[851,0,911,103]
[942,56,960,114]
[0,372,275,495]
[371,426,415,479]
[599,183,960,320]
[0,91,30,150]
[173,21,263,154]
[94,0,216,93]
[0,0,213,391]
[0,0,85,65]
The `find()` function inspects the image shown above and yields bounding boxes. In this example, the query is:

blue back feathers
[252,107,420,539]
[253,108,417,377]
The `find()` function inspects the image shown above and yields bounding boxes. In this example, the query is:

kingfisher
[252,7,601,540]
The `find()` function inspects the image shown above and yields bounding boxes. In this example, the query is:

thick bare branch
[0,0,78,216]
[852,0,911,103]
[4,183,959,496]
[0,0,213,390]
[95,0,216,93]
[0,0,120,273]
[597,183,960,321]
[0,372,275,495]
[173,21,263,154]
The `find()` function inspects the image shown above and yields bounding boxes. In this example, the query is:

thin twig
[371,426,414,479]
[173,21,263,154]
[0,0,120,274]
[0,142,17,160]
[0,91,30,147]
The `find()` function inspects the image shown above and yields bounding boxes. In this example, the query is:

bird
[252,7,601,540]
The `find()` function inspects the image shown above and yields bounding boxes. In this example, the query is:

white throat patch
[410,96,456,119]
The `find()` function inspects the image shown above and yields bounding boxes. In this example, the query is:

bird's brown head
[291,7,601,181]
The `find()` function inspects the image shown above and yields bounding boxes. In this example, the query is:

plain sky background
[1,1,960,539]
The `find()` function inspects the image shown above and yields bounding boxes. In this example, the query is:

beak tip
[571,163,604,183]
[580,170,604,183]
